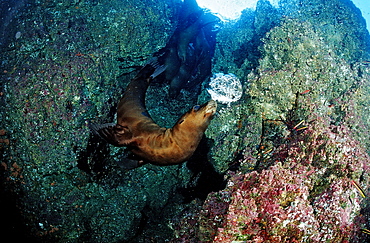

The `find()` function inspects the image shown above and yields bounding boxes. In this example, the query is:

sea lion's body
[91,60,216,167]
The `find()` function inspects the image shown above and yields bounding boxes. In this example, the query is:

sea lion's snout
[205,100,217,115]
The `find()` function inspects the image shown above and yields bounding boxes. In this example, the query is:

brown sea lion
[90,59,217,168]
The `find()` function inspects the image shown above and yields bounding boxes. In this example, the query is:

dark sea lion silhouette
[154,0,220,98]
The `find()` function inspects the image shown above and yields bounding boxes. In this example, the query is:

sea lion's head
[172,100,217,138]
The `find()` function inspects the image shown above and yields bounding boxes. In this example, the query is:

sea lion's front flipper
[89,123,134,147]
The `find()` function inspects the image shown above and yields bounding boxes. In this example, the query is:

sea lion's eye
[193,105,201,111]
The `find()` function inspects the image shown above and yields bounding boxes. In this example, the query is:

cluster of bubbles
[207,73,243,104]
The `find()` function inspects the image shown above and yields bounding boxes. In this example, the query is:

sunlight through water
[196,0,277,20]
[196,0,369,32]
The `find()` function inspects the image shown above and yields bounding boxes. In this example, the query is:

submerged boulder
[1,0,370,242]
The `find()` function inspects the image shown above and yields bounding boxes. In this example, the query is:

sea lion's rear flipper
[150,63,167,79]
[115,158,147,170]
[89,123,134,146]
[134,57,167,82]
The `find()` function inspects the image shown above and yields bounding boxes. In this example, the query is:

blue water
[352,0,370,32]
[198,0,370,33]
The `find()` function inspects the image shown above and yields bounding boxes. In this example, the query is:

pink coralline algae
[202,166,317,242]
[196,119,370,242]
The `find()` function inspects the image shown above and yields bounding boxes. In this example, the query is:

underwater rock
[172,118,370,242]
[279,0,370,61]
[0,0,201,241]
[176,0,370,241]
[1,0,370,241]
[197,119,370,242]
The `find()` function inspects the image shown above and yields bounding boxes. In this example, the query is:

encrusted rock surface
[1,0,370,242]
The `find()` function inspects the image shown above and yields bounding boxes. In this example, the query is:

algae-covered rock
[0,0,193,241]
[248,17,370,153]
[206,0,281,174]
[212,0,280,78]
[249,18,355,120]
[279,0,370,61]
[1,0,370,241]
[170,0,370,241]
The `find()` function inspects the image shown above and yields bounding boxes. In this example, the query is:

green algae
[1,0,186,241]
